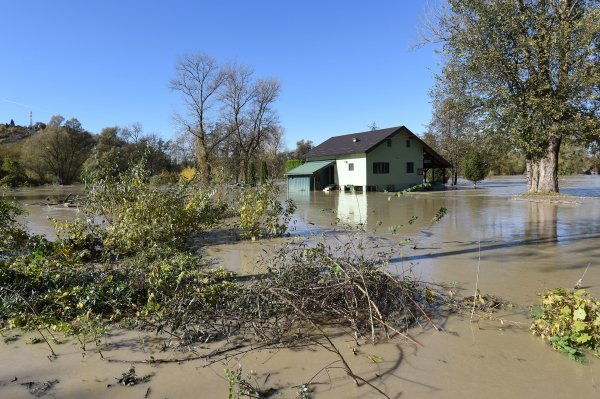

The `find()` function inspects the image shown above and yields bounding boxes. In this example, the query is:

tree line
[0,114,311,188]
[0,116,178,186]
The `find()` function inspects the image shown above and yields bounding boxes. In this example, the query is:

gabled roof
[303,126,400,158]
[304,125,452,168]
[285,160,335,175]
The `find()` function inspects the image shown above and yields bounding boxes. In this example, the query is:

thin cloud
[2,98,46,112]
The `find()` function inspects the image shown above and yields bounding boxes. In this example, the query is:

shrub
[0,159,28,187]
[247,162,256,186]
[259,160,268,185]
[285,159,302,172]
[83,159,227,255]
[179,167,197,182]
[531,289,600,363]
[238,181,295,240]
[0,197,28,253]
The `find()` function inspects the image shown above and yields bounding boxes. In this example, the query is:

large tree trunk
[526,136,561,193]
[195,136,212,184]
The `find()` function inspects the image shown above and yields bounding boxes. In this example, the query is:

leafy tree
[0,158,28,187]
[293,139,313,159]
[260,160,268,184]
[83,127,131,177]
[47,115,65,128]
[247,161,256,186]
[423,0,599,193]
[463,151,489,188]
[23,116,94,184]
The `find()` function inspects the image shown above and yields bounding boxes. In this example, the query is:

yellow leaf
[367,354,384,363]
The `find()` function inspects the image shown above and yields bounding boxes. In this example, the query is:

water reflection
[525,201,557,242]
[336,191,368,225]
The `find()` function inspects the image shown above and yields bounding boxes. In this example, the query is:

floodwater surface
[2,176,600,398]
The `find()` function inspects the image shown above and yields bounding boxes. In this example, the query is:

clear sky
[0,0,440,149]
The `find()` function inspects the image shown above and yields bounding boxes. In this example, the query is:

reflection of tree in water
[526,202,557,242]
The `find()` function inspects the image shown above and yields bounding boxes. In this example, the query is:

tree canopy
[424,0,599,193]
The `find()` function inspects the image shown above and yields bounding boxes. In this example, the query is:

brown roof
[304,125,452,168]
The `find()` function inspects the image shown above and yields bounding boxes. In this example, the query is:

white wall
[335,153,367,188]
[308,154,367,188]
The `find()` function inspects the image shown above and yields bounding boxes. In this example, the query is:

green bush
[0,243,236,339]
[531,289,600,363]
[83,159,227,255]
[247,162,256,186]
[0,159,28,187]
[285,159,302,172]
[238,181,296,240]
[0,197,28,253]
[260,160,268,185]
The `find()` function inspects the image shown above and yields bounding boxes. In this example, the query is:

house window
[387,139,392,147]
[348,163,354,171]
[406,162,414,173]
[406,140,411,148]
[373,162,389,174]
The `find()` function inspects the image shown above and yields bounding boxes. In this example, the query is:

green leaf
[572,320,587,333]
[575,333,591,344]
[574,307,587,321]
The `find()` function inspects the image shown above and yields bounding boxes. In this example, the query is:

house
[286,125,451,192]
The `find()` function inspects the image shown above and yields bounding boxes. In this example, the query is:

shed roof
[304,125,452,168]
[285,160,335,176]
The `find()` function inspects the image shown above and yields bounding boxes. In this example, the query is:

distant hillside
[0,121,43,145]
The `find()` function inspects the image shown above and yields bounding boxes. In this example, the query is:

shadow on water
[390,231,600,265]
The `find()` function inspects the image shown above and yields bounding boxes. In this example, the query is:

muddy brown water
[2,176,600,398]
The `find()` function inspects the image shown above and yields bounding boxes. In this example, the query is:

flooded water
[3,176,600,398]
[2,185,83,239]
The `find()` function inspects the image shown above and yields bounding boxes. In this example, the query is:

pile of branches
[153,240,436,349]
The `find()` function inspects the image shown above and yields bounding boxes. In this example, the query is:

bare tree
[170,53,227,183]
[120,122,144,145]
[222,65,281,182]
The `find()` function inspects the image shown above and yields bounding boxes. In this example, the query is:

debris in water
[20,379,59,397]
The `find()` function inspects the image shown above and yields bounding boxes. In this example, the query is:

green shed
[285,160,335,192]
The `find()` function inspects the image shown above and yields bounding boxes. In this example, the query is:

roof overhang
[285,160,335,176]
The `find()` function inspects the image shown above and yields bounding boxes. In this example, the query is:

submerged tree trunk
[526,136,561,193]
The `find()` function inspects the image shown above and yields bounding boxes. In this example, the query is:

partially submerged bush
[83,159,227,254]
[531,289,600,362]
[238,181,295,240]
[0,197,28,254]
[0,244,235,339]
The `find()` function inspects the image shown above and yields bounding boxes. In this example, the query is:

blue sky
[0,1,440,149]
